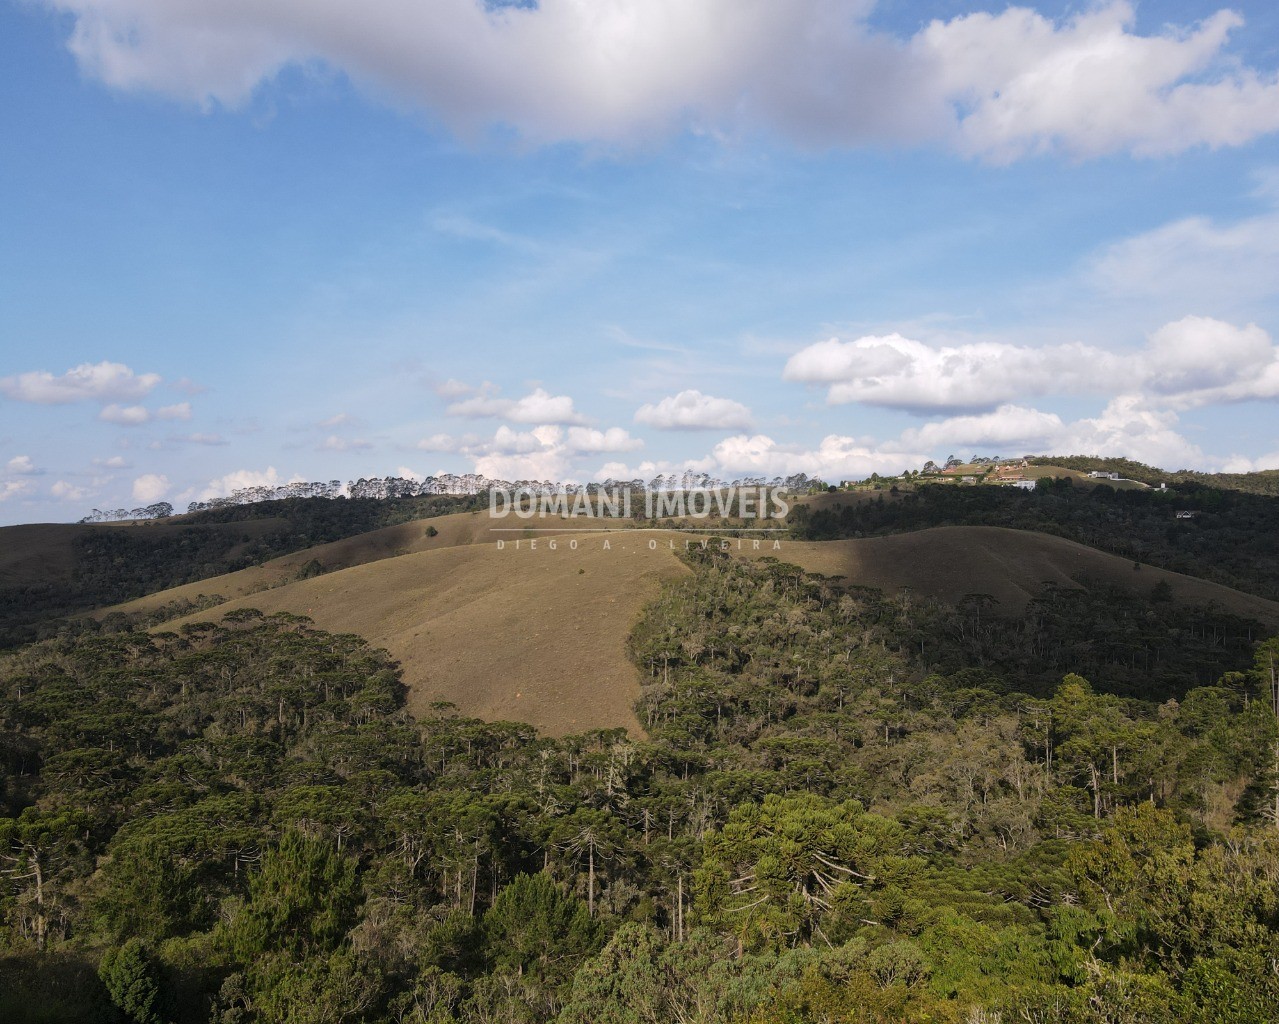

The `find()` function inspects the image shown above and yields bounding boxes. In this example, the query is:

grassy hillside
[767,525,1279,628]
[0,494,481,646]
[160,530,689,736]
[99,525,1279,735]
[792,479,1279,600]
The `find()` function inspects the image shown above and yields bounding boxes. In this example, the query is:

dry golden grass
[163,529,689,737]
[105,511,491,615]
[750,525,1279,627]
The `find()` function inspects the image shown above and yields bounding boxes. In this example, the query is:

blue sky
[2,0,1279,522]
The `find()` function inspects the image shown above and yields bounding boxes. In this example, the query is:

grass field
[755,525,1279,627]
[160,529,689,737]
[104,510,493,614]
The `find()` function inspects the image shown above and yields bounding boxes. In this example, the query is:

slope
[761,526,1279,627]
[163,530,689,737]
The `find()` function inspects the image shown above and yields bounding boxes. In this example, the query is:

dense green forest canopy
[3,548,1279,1023]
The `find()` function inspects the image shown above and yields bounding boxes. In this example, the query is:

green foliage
[2,549,1279,1022]
[224,832,359,961]
[99,938,165,1024]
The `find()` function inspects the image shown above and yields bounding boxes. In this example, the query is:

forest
[3,543,1279,1023]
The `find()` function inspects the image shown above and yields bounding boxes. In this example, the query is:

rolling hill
[100,522,1279,735]
[154,529,689,737]
[759,525,1279,627]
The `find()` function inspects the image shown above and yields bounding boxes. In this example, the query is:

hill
[105,524,1279,736]
[762,525,1279,627]
[0,494,481,646]
[103,510,492,616]
[157,529,689,736]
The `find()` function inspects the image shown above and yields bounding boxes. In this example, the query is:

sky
[2,0,1279,523]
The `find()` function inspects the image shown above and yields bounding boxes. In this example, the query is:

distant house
[1175,510,1199,519]
[1012,479,1037,490]
[961,475,977,484]
[1088,471,1121,480]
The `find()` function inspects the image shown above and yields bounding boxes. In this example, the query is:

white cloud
[595,457,716,481]
[447,386,588,425]
[98,404,152,425]
[785,317,1279,414]
[634,389,753,430]
[416,433,466,452]
[0,360,160,404]
[174,432,228,445]
[564,426,644,453]
[918,4,1279,162]
[319,434,372,451]
[1141,316,1278,403]
[93,455,130,469]
[0,480,31,502]
[784,333,1121,412]
[50,480,90,502]
[41,1,1279,159]
[155,401,192,420]
[194,466,301,501]
[460,421,640,479]
[1088,208,1279,308]
[6,455,38,475]
[131,473,169,503]
[710,433,923,481]
[1220,451,1279,473]
[319,412,355,427]
[898,405,1066,451]
[434,378,483,399]
[886,397,1204,470]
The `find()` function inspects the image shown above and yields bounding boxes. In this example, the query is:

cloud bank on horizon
[2,1,1279,520]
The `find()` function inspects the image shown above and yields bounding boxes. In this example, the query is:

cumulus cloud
[131,473,169,503]
[0,480,31,502]
[784,333,1121,412]
[634,390,753,431]
[98,404,152,426]
[156,402,192,420]
[785,317,1279,414]
[462,422,641,479]
[447,386,588,425]
[892,397,1206,470]
[39,0,1279,159]
[564,426,644,453]
[0,360,160,404]
[897,405,1066,451]
[50,480,90,502]
[1140,316,1279,406]
[416,433,467,452]
[917,4,1279,161]
[709,433,924,481]
[93,455,130,469]
[6,455,38,475]
[189,466,299,501]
